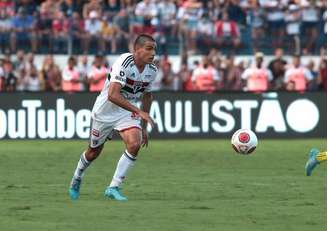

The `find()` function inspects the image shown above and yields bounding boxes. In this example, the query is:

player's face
[138,41,156,64]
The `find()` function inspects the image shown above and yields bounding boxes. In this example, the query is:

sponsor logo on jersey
[115,75,125,82]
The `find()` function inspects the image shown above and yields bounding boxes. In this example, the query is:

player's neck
[134,58,146,73]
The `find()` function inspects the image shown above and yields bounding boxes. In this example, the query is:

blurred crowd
[0,47,326,92]
[0,0,326,55]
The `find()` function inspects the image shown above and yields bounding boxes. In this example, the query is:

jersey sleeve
[109,54,133,87]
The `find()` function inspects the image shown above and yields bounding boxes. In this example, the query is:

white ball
[231,129,258,155]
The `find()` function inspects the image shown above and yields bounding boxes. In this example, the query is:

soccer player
[305,148,327,176]
[69,34,157,201]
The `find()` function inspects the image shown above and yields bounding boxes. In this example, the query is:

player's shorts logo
[131,112,141,119]
[92,129,100,137]
[92,139,99,146]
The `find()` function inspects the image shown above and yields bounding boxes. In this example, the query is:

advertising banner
[0,92,326,139]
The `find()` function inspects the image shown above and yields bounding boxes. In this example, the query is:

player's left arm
[140,92,153,147]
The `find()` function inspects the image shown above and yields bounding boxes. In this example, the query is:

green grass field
[0,139,326,231]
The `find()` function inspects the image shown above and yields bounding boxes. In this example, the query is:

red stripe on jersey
[126,78,150,87]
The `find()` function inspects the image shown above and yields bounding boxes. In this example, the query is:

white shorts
[89,114,142,148]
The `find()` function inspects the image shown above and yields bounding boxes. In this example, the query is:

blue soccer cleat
[305,148,320,176]
[104,187,128,201]
[69,177,82,200]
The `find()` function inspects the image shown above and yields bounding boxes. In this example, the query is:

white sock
[73,152,91,180]
[109,150,136,188]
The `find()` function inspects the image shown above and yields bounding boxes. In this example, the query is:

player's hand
[141,128,149,148]
[138,111,155,128]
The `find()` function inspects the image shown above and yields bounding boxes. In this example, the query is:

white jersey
[91,53,157,122]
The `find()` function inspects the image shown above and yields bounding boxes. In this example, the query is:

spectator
[10,7,37,52]
[301,0,320,54]
[113,9,130,51]
[247,1,266,52]
[84,10,104,53]
[241,52,273,92]
[60,0,79,18]
[0,59,4,91]
[104,0,121,21]
[87,55,107,92]
[82,0,102,20]
[2,59,17,91]
[134,0,158,27]
[39,0,60,52]
[180,63,194,91]
[15,0,37,16]
[284,55,313,92]
[196,13,215,53]
[268,48,287,90]
[0,0,15,17]
[25,66,41,91]
[25,52,36,73]
[307,59,319,90]
[215,11,241,51]
[177,0,203,54]
[77,55,90,91]
[157,0,177,53]
[317,55,326,91]
[192,56,221,92]
[68,12,86,53]
[227,0,247,25]
[226,58,245,91]
[62,56,82,92]
[12,50,26,75]
[101,14,118,53]
[52,11,69,53]
[0,8,11,53]
[262,0,286,50]
[285,80,296,91]
[285,4,302,55]
[40,55,62,91]
[159,57,177,90]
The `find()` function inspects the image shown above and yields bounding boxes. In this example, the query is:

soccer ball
[231,129,258,155]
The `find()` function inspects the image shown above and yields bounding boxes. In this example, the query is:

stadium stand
[0,0,326,92]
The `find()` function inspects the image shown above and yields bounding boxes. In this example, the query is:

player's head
[133,34,156,64]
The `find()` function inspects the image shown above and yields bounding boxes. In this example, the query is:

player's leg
[105,127,142,201]
[316,151,327,163]
[305,149,327,176]
[69,145,104,200]
[69,120,113,200]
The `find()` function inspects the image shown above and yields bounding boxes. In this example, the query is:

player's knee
[86,146,103,161]
[127,141,141,155]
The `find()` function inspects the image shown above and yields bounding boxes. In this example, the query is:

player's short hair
[134,34,155,50]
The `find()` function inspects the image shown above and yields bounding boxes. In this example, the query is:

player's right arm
[108,83,154,128]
